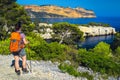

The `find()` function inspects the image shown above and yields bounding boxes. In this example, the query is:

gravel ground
[0,55,86,80]
[0,55,119,80]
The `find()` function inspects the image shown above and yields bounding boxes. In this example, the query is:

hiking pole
[27,43,32,73]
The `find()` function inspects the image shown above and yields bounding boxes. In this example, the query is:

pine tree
[0,0,33,40]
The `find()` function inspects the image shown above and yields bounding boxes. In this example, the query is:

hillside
[0,55,81,80]
[24,5,96,18]
[0,55,119,80]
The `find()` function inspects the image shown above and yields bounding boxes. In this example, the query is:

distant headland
[23,5,96,18]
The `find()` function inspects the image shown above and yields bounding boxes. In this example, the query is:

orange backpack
[9,32,22,53]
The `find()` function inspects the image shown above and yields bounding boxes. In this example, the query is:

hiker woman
[10,21,29,75]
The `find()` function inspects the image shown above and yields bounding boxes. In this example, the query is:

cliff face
[33,23,116,39]
[79,26,116,36]
[24,5,96,18]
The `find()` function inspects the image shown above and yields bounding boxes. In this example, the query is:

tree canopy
[0,0,34,40]
[52,22,84,45]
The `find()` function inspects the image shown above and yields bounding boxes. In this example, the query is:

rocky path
[0,55,83,80]
[0,55,119,80]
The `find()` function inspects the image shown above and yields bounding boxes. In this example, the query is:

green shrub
[0,39,10,55]
[26,33,68,61]
[88,22,110,27]
[0,32,76,63]
[93,42,112,58]
[26,33,47,60]
[115,46,120,56]
[31,41,68,62]
[77,48,120,76]
[52,22,83,45]
[59,63,93,80]
[112,46,120,64]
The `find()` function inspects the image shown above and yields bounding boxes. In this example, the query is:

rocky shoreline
[34,23,116,39]
[0,55,119,80]
[79,26,116,37]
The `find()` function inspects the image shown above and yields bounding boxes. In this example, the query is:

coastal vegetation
[52,22,84,44]
[0,32,120,79]
[111,32,120,64]
[0,0,34,40]
[111,32,120,50]
[59,63,93,80]
[0,0,120,79]
[80,22,111,27]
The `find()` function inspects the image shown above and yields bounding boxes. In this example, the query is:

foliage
[24,33,68,62]
[52,22,84,45]
[31,41,67,61]
[112,46,120,64]
[0,39,10,55]
[79,22,110,27]
[0,32,120,78]
[93,42,112,58]
[0,0,33,40]
[76,47,120,76]
[0,32,77,62]
[88,22,110,27]
[0,0,31,26]
[115,46,120,56]
[59,63,93,80]
[26,33,79,64]
[80,24,89,27]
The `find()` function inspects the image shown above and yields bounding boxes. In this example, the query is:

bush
[59,63,93,80]
[88,22,110,27]
[77,48,120,76]
[112,46,120,64]
[52,22,83,45]
[115,46,120,56]
[26,33,47,60]
[0,32,76,63]
[31,41,68,62]
[93,42,112,58]
[26,32,69,61]
[0,39,10,55]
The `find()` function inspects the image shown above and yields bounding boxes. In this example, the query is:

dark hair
[15,21,22,31]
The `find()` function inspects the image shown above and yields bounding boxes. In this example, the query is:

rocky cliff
[33,23,116,39]
[79,26,116,36]
[24,5,96,18]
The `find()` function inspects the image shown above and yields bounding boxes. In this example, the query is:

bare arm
[23,38,29,45]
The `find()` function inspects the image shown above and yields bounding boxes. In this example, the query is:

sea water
[32,17,120,49]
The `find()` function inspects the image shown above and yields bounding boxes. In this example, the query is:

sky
[17,0,120,17]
